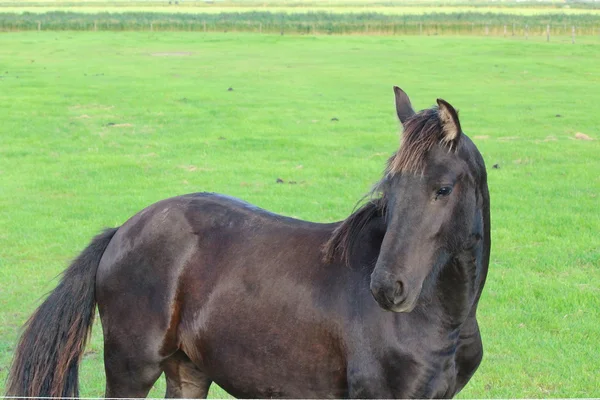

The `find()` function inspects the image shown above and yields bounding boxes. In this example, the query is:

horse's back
[97,192,336,282]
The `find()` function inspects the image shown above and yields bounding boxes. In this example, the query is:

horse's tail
[6,227,119,398]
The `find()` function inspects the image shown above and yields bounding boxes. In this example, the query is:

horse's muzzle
[370,273,417,313]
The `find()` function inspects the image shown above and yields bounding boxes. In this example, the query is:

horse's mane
[322,195,387,265]
[323,106,453,265]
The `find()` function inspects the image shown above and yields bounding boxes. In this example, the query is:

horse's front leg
[346,361,394,399]
[346,351,420,399]
[453,317,484,396]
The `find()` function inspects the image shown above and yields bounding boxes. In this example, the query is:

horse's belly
[179,282,348,398]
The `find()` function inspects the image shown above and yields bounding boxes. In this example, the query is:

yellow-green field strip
[2,5,600,15]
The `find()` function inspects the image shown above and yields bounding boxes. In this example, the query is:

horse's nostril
[393,280,405,305]
[394,280,403,296]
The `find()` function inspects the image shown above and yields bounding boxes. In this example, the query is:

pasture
[0,31,599,398]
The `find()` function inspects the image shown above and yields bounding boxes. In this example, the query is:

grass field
[0,31,599,398]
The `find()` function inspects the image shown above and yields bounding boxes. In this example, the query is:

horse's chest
[375,338,459,398]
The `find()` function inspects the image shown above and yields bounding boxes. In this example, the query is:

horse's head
[369,87,489,313]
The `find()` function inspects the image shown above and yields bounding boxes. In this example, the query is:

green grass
[0,32,599,398]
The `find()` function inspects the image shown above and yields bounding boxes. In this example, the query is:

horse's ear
[393,86,415,124]
[436,98,462,146]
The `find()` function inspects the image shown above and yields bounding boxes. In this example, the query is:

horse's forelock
[387,107,455,176]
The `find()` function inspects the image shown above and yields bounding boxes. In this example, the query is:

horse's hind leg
[103,337,164,398]
[163,350,212,398]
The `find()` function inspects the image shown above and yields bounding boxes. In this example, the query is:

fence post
[259,22,262,33]
[203,21,206,32]
[572,26,575,44]
[485,24,489,36]
[37,21,41,31]
[504,24,507,37]
[419,22,422,35]
[546,24,550,42]
[94,21,97,31]
[525,24,528,40]
[512,23,515,36]
[150,22,153,31]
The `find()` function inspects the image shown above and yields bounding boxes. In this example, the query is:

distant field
[0,0,591,5]
[1,11,599,36]
[1,31,599,398]
[2,5,600,15]
[2,0,599,35]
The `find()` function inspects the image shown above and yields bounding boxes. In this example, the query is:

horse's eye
[436,187,453,199]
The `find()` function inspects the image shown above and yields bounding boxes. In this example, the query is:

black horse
[7,87,490,399]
